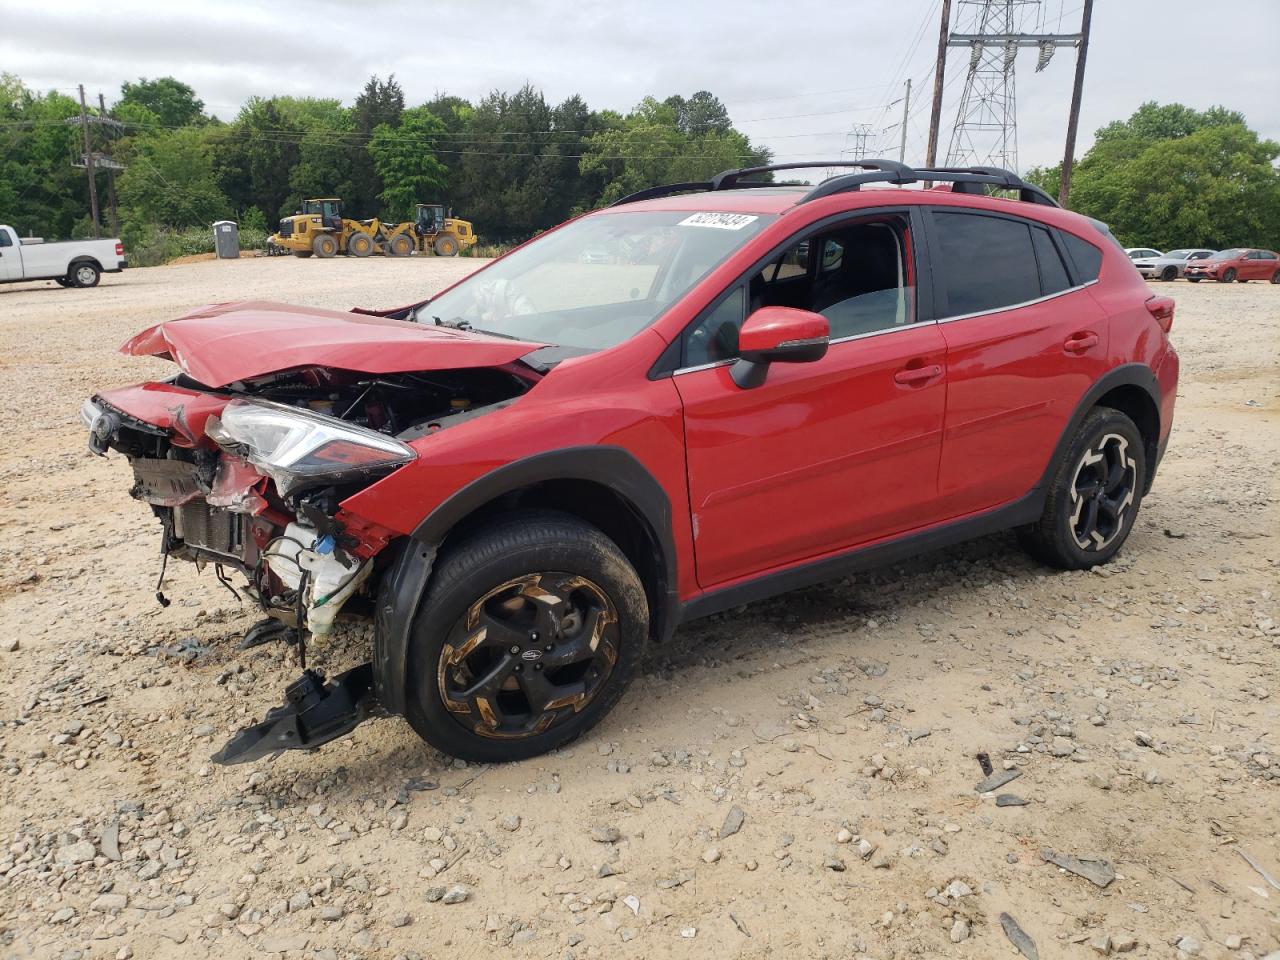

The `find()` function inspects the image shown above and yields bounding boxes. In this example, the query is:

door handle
[894,364,943,385]
[1064,332,1099,353]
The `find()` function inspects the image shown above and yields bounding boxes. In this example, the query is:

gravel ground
[0,257,1277,960]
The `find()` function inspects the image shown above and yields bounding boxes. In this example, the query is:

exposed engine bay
[84,362,534,763]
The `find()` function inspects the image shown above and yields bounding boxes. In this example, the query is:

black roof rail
[914,165,1060,207]
[611,159,1060,209]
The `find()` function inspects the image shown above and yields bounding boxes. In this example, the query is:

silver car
[1134,248,1217,281]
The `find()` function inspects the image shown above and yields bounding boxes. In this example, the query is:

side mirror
[731,306,829,388]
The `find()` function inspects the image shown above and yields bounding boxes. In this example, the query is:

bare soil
[0,258,1277,960]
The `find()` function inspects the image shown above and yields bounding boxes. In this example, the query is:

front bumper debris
[212,663,378,765]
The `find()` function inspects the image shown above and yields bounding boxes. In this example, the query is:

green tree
[369,106,448,220]
[119,77,206,128]
[1041,102,1280,250]
[350,75,404,214]
[117,126,229,228]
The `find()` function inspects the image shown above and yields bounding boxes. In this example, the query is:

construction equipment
[268,199,477,259]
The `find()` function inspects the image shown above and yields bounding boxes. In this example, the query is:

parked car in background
[0,224,127,287]
[1184,248,1280,283]
[1133,248,1216,281]
[81,160,1179,766]
[1124,247,1162,261]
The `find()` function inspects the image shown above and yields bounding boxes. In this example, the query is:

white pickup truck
[0,224,128,287]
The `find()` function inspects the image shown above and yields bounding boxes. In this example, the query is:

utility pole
[1058,0,1093,206]
[926,0,953,169]
[898,78,912,163]
[78,84,101,238]
[97,92,120,235]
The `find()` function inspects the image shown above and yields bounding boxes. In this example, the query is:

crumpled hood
[120,300,544,387]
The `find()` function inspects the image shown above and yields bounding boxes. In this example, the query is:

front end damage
[85,307,541,763]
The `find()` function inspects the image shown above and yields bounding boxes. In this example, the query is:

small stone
[836,828,854,844]
[1134,731,1154,747]
[442,884,470,904]
[91,893,128,912]
[950,918,971,943]
[391,912,411,928]
[996,793,1030,807]
[1175,936,1201,956]
[681,927,697,938]
[288,891,312,912]
[0,638,18,652]
[500,814,521,832]
[702,846,721,864]
[425,887,446,903]
[1089,933,1112,955]
[720,805,746,839]
[855,838,877,859]
[590,826,621,843]
[55,840,96,866]
[946,879,973,899]
[1112,936,1137,953]
[319,905,343,921]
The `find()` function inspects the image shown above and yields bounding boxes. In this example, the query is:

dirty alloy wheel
[404,512,648,762]
[434,235,459,257]
[312,234,339,258]
[1017,408,1145,570]
[1220,267,1236,283]
[71,262,100,288]
[348,233,374,257]
[1161,266,1178,281]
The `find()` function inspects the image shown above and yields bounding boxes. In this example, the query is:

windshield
[422,210,775,350]
[1164,249,1192,259]
[1212,249,1244,260]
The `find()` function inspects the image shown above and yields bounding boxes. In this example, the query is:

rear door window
[930,211,1040,319]
[1060,231,1103,282]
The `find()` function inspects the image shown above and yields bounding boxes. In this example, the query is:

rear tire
[294,250,313,258]
[54,277,71,287]
[1017,408,1146,570]
[312,234,339,258]
[1271,269,1280,284]
[1186,277,1200,282]
[388,234,413,257]
[404,512,648,763]
[434,235,460,257]
[348,233,374,257]
[1221,268,1236,283]
[70,261,100,288]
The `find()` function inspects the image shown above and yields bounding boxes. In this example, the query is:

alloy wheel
[1068,433,1137,550]
[437,572,620,739]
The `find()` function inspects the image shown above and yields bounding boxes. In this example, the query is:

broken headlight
[206,398,415,496]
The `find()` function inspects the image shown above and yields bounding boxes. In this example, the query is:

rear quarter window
[1060,231,1103,282]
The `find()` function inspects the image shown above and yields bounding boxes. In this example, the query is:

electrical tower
[837,124,874,169]
[944,0,1081,171]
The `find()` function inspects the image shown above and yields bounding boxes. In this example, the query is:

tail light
[114,242,124,256]
[1146,295,1174,334]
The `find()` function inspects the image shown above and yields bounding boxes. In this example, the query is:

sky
[2,0,1278,178]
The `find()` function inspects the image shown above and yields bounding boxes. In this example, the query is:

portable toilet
[213,221,240,259]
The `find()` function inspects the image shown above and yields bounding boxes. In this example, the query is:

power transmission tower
[944,0,1081,171]
[840,124,874,160]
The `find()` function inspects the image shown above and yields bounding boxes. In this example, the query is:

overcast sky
[3,0,1277,177]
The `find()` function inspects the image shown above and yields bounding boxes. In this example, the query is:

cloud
[1,0,1276,172]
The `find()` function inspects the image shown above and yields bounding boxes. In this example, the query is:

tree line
[2,73,1277,262]
[0,74,769,262]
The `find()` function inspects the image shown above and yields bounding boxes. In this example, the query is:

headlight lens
[206,399,415,495]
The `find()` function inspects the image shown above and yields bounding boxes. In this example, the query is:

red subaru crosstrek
[82,161,1179,765]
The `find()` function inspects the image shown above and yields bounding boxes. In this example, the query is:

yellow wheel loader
[268,199,477,259]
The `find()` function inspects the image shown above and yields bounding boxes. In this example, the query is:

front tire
[434,235,459,257]
[1161,266,1177,282]
[1017,408,1146,570]
[1186,277,1200,282]
[404,513,648,763]
[1221,268,1236,283]
[1271,269,1280,284]
[312,234,339,258]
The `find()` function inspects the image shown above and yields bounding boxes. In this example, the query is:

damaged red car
[83,160,1179,766]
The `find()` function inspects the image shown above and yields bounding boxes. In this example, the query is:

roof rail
[612,159,1060,209]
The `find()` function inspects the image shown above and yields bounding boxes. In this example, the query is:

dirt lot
[0,257,1277,960]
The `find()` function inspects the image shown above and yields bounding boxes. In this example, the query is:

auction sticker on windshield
[678,213,760,230]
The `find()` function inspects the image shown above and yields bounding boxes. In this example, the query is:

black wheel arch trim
[1038,362,1163,494]
[373,446,679,715]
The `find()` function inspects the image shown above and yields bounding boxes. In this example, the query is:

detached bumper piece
[212,663,377,765]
